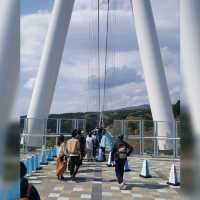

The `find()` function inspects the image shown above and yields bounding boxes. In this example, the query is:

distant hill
[113,104,150,111]
[21,101,180,131]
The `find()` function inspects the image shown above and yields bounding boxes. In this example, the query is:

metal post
[83,119,86,132]
[56,118,59,135]
[124,120,128,140]
[121,120,124,137]
[173,121,177,158]
[153,121,159,157]
[141,120,144,155]
[73,119,76,130]
[131,0,175,150]
[153,121,157,157]
[139,120,142,155]
[44,119,47,148]
[175,121,179,157]
[59,119,61,134]
[25,119,28,153]
[76,119,78,129]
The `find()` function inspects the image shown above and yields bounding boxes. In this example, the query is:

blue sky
[18,0,180,115]
[21,0,54,14]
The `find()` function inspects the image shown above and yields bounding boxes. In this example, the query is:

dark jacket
[111,138,133,161]
[76,134,86,155]
[20,177,40,200]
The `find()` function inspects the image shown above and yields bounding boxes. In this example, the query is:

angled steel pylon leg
[181,0,200,197]
[131,0,175,150]
[27,0,75,147]
[0,0,20,193]
[0,0,20,130]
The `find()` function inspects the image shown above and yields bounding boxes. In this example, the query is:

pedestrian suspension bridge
[18,0,182,199]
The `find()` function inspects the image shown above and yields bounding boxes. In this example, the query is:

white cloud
[21,11,50,72]
[19,0,180,115]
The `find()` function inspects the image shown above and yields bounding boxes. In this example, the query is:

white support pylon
[131,0,175,150]
[0,0,20,193]
[0,0,20,131]
[181,0,200,197]
[181,0,200,139]
[27,0,75,146]
[0,0,20,144]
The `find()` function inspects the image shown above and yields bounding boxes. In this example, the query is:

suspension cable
[101,0,110,125]
[97,0,102,126]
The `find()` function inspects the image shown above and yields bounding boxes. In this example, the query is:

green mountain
[21,101,180,132]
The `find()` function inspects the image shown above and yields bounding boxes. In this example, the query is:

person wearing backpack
[111,134,133,189]
[66,130,81,179]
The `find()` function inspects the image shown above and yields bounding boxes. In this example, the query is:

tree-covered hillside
[47,101,180,131]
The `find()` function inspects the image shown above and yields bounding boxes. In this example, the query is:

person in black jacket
[111,135,133,189]
[76,129,86,165]
[20,161,41,200]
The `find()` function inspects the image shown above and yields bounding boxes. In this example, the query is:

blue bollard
[36,154,43,170]
[35,154,41,170]
[124,159,131,172]
[47,148,54,161]
[24,158,31,176]
[31,155,36,173]
[28,158,32,175]
[35,154,39,169]
[40,149,48,165]
[53,146,57,157]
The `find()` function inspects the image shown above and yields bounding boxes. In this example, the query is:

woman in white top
[86,133,94,161]
[56,135,67,180]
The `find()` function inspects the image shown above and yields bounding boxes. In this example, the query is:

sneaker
[119,182,126,190]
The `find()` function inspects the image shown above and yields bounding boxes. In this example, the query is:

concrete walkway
[28,156,181,200]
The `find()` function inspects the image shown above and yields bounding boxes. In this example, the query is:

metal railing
[113,120,180,158]
[20,117,86,134]
[20,118,86,153]
[20,118,180,158]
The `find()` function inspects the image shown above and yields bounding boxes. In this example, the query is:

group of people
[56,127,133,189]
[56,129,100,180]
[20,127,133,200]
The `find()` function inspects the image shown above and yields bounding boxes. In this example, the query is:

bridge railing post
[140,120,144,155]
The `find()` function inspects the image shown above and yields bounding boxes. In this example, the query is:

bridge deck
[28,157,181,200]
